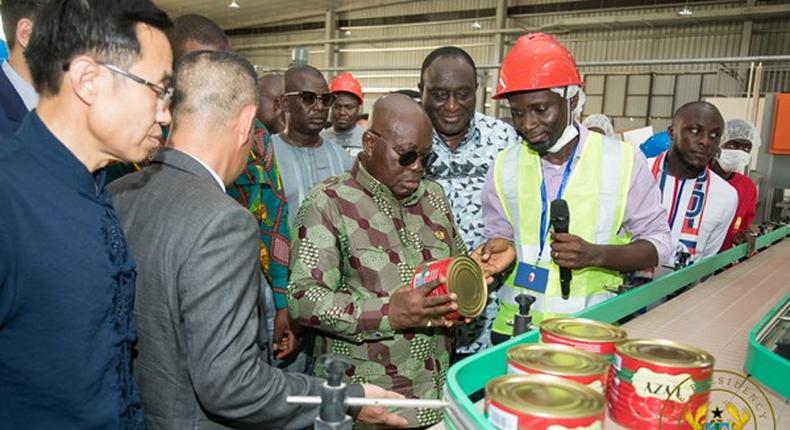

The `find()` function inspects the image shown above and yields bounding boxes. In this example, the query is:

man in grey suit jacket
[110,50,407,429]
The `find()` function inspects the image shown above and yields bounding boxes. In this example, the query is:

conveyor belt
[433,232,790,429]
[603,238,790,428]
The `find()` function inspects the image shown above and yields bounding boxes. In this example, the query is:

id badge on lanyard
[513,143,578,294]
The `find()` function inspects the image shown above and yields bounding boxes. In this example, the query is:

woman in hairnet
[710,118,760,251]
[582,113,615,137]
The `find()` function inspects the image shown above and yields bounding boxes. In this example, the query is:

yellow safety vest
[492,132,634,335]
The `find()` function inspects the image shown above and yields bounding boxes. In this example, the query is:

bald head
[259,73,284,98]
[363,94,433,199]
[369,94,431,138]
[257,73,285,133]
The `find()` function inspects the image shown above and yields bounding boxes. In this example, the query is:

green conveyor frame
[444,225,790,429]
[745,292,790,400]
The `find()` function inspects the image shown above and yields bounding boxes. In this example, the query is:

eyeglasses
[97,62,174,111]
[284,91,336,108]
[368,130,437,169]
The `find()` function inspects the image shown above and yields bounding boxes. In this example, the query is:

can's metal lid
[446,255,487,318]
[616,338,715,368]
[507,344,608,376]
[486,374,605,418]
[541,317,627,342]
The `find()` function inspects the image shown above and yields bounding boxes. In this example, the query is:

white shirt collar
[2,60,39,111]
[179,150,226,192]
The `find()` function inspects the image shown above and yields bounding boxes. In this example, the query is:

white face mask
[545,123,579,153]
[544,94,578,153]
[717,148,751,173]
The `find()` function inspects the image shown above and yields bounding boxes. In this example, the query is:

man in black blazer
[0,0,45,139]
[110,50,407,430]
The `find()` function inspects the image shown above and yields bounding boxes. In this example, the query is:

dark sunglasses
[284,91,336,108]
[400,150,437,169]
[368,130,437,169]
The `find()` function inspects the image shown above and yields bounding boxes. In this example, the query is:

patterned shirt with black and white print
[425,112,520,355]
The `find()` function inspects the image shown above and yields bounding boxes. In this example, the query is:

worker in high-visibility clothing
[472,33,673,343]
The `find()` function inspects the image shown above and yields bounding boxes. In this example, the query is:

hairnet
[722,119,761,149]
[582,114,615,137]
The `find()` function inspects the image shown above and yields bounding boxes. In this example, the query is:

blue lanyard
[537,142,579,261]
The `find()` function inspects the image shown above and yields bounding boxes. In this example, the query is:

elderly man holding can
[288,94,473,428]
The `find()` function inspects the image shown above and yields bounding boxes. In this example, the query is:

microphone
[550,199,572,300]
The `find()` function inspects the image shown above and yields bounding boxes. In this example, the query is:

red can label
[541,330,616,355]
[507,361,606,395]
[486,399,603,430]
[607,353,712,430]
[410,257,459,320]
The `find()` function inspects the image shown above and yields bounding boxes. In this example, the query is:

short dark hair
[283,64,325,92]
[25,0,173,96]
[672,101,724,127]
[171,50,259,129]
[166,14,230,62]
[0,0,47,48]
[420,46,477,85]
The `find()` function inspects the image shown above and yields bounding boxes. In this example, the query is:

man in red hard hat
[321,71,366,156]
[472,33,672,342]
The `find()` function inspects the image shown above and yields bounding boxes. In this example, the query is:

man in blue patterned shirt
[420,46,520,357]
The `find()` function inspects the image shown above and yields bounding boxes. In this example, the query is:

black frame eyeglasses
[63,61,175,111]
[284,90,336,108]
[368,130,437,169]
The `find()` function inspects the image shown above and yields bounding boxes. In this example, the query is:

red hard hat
[493,33,582,100]
[329,72,363,104]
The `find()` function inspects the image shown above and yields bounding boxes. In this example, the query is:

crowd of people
[0,1,762,429]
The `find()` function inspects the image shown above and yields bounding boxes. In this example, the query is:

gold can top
[541,317,627,343]
[447,255,487,318]
[507,343,608,377]
[616,338,715,369]
[486,374,605,419]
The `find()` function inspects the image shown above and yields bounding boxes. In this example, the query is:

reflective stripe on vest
[492,132,634,334]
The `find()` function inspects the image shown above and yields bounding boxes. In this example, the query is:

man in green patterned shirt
[289,94,466,428]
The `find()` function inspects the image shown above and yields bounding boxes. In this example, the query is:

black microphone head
[550,199,570,232]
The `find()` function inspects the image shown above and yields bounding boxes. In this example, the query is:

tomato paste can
[608,339,714,430]
[410,255,487,320]
[541,317,627,362]
[485,374,605,430]
[507,343,609,394]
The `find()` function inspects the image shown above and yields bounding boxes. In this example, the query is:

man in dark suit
[110,50,407,429]
[0,0,45,139]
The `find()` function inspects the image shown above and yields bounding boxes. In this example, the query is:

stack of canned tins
[484,318,715,430]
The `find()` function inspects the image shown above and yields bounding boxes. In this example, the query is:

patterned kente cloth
[228,119,291,309]
[288,159,465,427]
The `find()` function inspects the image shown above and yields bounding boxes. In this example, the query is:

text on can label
[632,368,695,403]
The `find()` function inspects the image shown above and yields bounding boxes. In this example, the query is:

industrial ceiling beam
[233,3,790,51]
